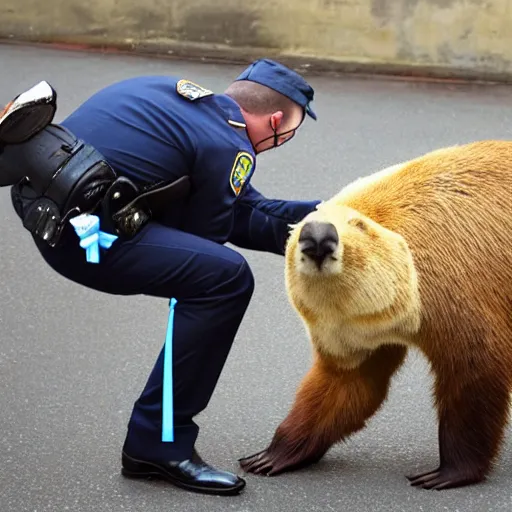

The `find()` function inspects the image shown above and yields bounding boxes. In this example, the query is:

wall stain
[437,42,509,70]
[112,5,174,38]
[179,8,279,49]
[371,0,486,24]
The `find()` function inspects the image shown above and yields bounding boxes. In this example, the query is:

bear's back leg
[408,337,512,490]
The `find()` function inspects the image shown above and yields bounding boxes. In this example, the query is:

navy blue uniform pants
[34,221,255,461]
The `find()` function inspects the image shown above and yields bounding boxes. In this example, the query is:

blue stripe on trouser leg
[162,297,178,442]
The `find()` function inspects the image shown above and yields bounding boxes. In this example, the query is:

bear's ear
[348,217,367,232]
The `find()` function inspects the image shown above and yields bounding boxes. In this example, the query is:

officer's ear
[269,111,284,131]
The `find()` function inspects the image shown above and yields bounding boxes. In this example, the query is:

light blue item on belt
[69,213,118,263]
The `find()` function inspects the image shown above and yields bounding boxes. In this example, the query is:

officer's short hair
[225,81,299,121]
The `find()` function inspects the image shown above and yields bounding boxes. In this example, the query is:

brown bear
[239,140,512,491]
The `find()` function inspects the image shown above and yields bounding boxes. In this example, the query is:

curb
[2,36,512,86]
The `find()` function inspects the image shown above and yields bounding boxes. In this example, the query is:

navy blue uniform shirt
[62,75,320,254]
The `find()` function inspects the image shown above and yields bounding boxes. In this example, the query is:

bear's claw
[238,449,279,476]
[239,444,325,476]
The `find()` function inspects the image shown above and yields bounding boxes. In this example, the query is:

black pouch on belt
[4,124,119,247]
[100,175,192,238]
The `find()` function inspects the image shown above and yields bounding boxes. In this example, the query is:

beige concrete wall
[1,0,512,80]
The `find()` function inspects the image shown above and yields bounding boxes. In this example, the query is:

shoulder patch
[230,151,254,197]
[176,79,213,101]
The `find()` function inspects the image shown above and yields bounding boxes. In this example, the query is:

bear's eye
[349,218,367,232]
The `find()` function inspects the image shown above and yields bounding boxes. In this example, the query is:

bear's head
[284,201,421,331]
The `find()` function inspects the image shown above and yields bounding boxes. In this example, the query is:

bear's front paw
[238,442,325,476]
[238,449,278,476]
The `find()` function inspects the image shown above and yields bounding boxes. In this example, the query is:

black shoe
[0,80,57,145]
[121,449,246,496]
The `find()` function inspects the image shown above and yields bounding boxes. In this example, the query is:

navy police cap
[235,58,317,120]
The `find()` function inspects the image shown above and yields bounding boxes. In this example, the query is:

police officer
[26,59,321,496]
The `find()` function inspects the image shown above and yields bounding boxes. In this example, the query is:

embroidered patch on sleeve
[229,151,254,196]
[176,79,213,101]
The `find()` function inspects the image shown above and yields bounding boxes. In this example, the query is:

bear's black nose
[298,221,339,267]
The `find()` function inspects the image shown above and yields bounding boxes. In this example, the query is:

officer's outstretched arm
[229,184,320,256]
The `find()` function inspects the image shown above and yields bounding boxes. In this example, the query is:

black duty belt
[4,123,192,249]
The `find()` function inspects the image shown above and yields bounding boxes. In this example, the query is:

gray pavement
[1,44,512,512]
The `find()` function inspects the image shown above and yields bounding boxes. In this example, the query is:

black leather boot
[121,449,246,496]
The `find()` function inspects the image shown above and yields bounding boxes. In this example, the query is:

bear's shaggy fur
[239,140,512,490]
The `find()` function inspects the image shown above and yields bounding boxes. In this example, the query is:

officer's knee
[212,252,254,305]
[236,258,255,303]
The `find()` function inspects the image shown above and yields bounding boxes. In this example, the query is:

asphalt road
[1,44,512,512]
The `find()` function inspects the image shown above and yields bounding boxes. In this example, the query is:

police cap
[235,59,317,121]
